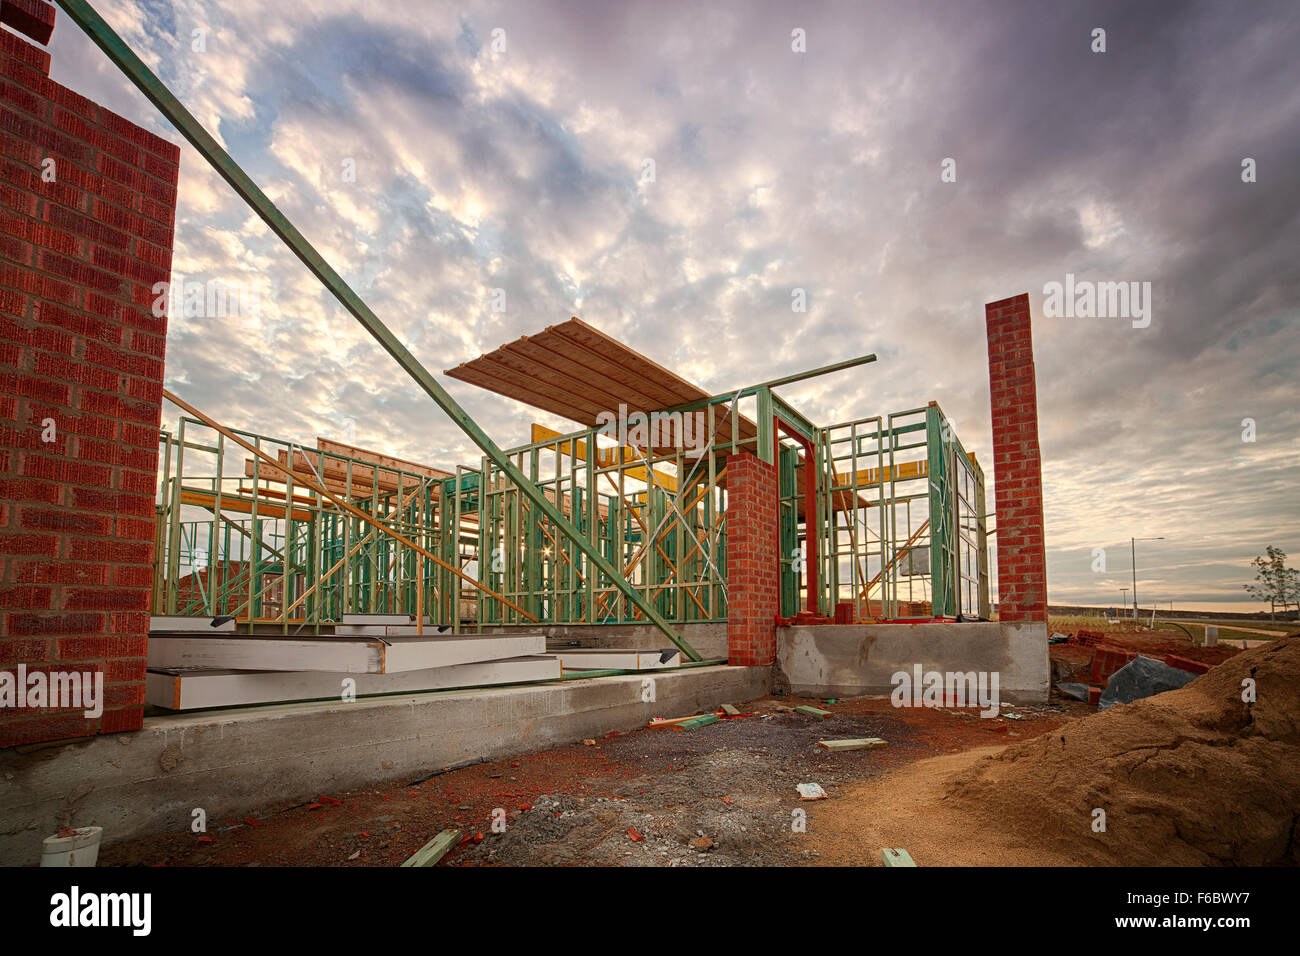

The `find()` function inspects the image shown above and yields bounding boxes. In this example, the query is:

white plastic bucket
[39,826,103,867]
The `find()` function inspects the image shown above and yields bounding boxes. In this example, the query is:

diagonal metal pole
[58,0,699,659]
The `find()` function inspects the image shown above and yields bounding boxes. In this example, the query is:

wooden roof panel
[445,317,757,443]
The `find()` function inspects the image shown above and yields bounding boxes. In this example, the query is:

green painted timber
[676,714,720,729]
[400,828,462,867]
[56,0,698,659]
[778,443,800,617]
[794,705,832,719]
[882,847,917,867]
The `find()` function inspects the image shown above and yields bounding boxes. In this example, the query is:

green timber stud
[657,355,878,422]
[57,0,701,660]
[756,388,775,464]
[926,404,957,618]
[778,443,799,617]
[975,460,991,618]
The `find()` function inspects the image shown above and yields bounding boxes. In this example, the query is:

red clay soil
[97,694,1085,867]
[946,635,1299,864]
[1091,631,1242,666]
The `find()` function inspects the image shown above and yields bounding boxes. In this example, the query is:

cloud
[44,0,1300,609]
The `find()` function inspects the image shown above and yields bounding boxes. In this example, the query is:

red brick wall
[725,451,779,665]
[985,293,1047,623]
[0,13,179,746]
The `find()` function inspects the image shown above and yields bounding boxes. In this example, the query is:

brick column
[1,8,179,746]
[985,293,1047,622]
[725,451,779,665]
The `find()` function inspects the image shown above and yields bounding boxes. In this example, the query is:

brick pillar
[725,451,779,665]
[1,8,179,746]
[985,293,1047,622]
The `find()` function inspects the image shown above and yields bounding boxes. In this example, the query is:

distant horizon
[1041,600,1286,617]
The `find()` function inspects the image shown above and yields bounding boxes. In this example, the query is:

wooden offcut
[818,738,887,752]
[882,847,916,867]
[794,705,832,719]
[675,714,720,730]
[401,829,462,867]
[647,712,718,729]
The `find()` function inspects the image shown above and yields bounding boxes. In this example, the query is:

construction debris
[676,715,721,730]
[1097,655,1198,711]
[882,847,916,867]
[818,738,887,752]
[1054,682,1091,702]
[648,712,721,729]
[794,705,832,719]
[399,828,462,867]
[721,703,741,716]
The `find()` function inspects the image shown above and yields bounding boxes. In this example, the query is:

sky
[42,0,1300,611]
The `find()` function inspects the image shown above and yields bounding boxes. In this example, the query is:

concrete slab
[0,664,768,865]
[775,621,1049,703]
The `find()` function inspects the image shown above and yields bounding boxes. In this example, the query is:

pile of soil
[945,634,1300,865]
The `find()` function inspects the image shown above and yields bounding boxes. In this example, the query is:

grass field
[1046,614,1295,645]
[1047,614,1136,635]
[1167,621,1293,644]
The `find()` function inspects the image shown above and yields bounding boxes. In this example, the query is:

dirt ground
[98,693,1083,867]
[99,627,1261,868]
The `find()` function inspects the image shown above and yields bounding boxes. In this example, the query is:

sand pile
[944,634,1300,864]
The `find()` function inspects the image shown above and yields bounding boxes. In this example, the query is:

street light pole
[1131,536,1165,619]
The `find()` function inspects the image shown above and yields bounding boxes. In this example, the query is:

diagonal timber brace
[53,0,700,660]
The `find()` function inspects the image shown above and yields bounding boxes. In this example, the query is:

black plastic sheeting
[1098,655,1198,711]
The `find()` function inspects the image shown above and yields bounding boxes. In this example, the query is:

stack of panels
[145,615,559,710]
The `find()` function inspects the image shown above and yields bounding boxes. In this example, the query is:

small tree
[1243,546,1300,621]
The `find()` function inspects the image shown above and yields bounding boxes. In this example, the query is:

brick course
[725,452,779,665]
[985,293,1048,623]
[0,17,177,746]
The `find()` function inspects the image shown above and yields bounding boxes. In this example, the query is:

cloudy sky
[46,0,1299,611]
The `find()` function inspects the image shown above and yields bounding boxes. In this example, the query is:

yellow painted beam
[530,423,678,493]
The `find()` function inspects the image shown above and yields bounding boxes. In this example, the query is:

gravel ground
[97,693,1079,867]
[459,702,1029,866]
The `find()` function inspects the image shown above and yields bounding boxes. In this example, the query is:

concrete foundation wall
[538,622,727,660]
[775,621,1048,703]
[0,664,766,865]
